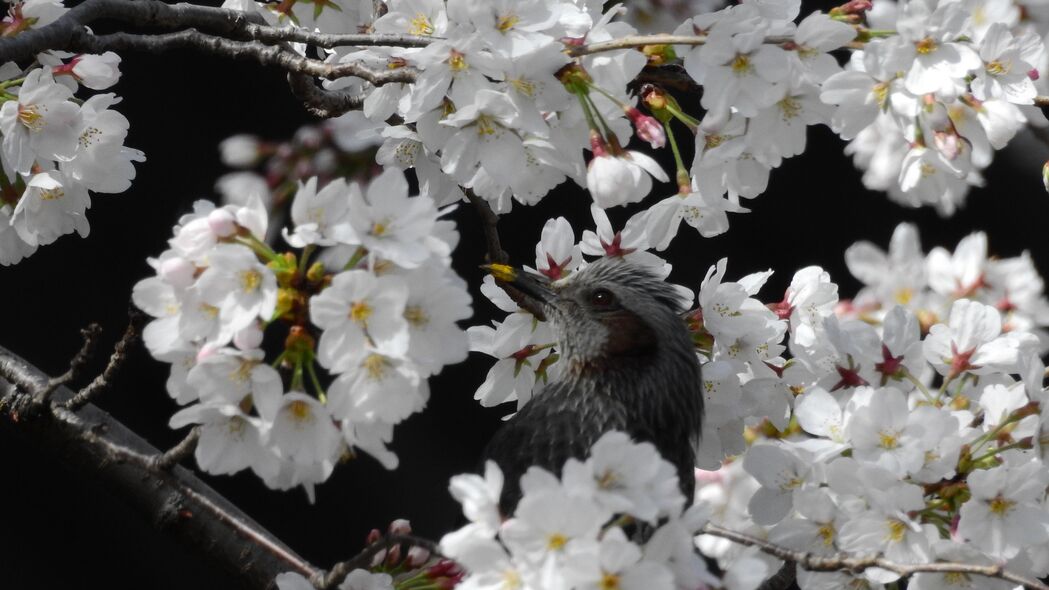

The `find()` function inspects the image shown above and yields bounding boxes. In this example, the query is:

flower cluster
[471,220,1049,588]
[0,14,143,265]
[821,0,1047,214]
[225,0,856,238]
[442,431,717,590]
[132,168,470,499]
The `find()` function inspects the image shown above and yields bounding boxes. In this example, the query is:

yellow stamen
[350,300,372,323]
[240,269,262,293]
[408,12,434,36]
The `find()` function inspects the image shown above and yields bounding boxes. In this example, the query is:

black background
[3,5,1049,588]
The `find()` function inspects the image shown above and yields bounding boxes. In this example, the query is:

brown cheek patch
[601,311,658,357]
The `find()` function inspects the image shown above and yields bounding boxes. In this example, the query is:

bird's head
[486,257,693,375]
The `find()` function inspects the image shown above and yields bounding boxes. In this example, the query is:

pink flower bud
[407,546,431,567]
[385,544,402,566]
[625,107,665,148]
[366,528,382,544]
[159,256,195,289]
[1029,68,1040,81]
[207,208,237,238]
[388,518,412,535]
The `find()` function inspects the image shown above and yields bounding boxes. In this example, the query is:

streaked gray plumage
[482,257,704,514]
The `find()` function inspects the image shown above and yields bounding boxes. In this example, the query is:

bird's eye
[590,289,615,307]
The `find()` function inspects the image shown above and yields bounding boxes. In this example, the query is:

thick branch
[61,29,416,85]
[0,345,319,589]
[287,72,366,118]
[0,0,431,64]
[702,523,1049,590]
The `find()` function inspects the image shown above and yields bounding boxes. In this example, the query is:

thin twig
[702,522,1049,590]
[463,189,547,321]
[567,33,793,58]
[151,427,201,470]
[35,323,102,407]
[311,534,445,589]
[65,312,143,411]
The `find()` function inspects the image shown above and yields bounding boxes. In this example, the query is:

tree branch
[58,28,416,85]
[65,311,143,412]
[0,0,432,64]
[287,72,366,119]
[701,522,1049,590]
[0,345,320,589]
[463,189,548,321]
[567,33,793,58]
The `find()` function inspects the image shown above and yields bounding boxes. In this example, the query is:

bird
[480,257,704,514]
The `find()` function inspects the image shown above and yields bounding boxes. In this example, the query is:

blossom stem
[0,76,25,89]
[584,92,623,153]
[343,245,367,270]
[902,370,936,405]
[664,121,691,193]
[574,88,603,138]
[305,358,327,404]
[291,356,305,392]
[236,234,281,263]
[298,243,316,276]
[970,440,1032,464]
[663,101,699,132]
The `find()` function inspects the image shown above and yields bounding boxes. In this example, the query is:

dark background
[3,5,1049,588]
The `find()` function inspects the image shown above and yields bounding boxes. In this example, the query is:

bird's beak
[482,264,556,306]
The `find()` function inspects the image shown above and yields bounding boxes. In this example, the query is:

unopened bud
[1029,68,1040,81]
[207,208,238,238]
[1042,160,1049,194]
[306,261,326,284]
[159,256,195,289]
[407,546,431,567]
[625,106,665,149]
[389,518,412,535]
[385,544,402,566]
[366,528,382,545]
[219,134,261,168]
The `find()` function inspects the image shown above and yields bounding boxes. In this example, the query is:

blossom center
[599,573,620,590]
[546,533,567,550]
[730,54,752,75]
[878,430,900,449]
[368,218,392,236]
[288,400,313,423]
[778,96,801,120]
[476,114,496,136]
[817,523,835,546]
[448,49,467,72]
[986,60,1009,76]
[596,469,619,489]
[510,77,536,96]
[79,126,103,147]
[17,104,43,129]
[915,37,938,55]
[496,13,520,32]
[227,416,247,438]
[39,188,65,201]
[350,300,373,323]
[886,518,907,542]
[231,361,253,384]
[239,269,262,293]
[362,354,390,380]
[408,13,434,36]
[989,495,1015,516]
[404,305,429,327]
